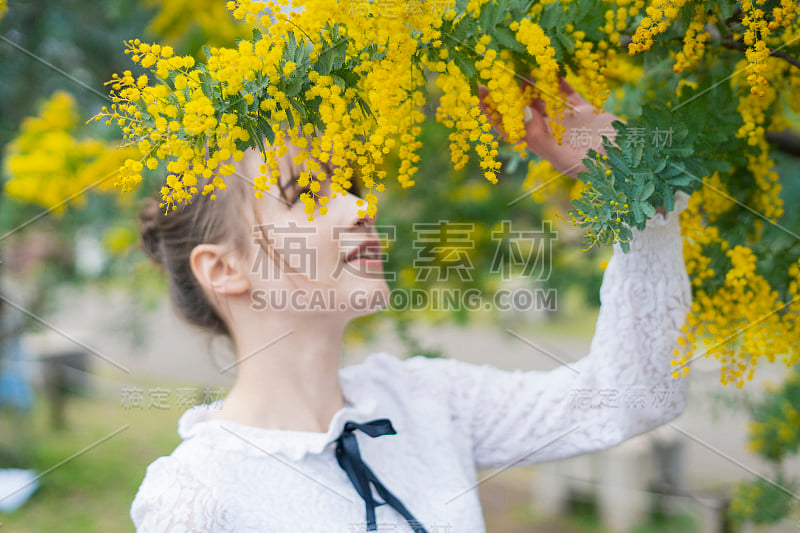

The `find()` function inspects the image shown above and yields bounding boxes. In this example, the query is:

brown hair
[137,133,362,345]
[139,173,256,340]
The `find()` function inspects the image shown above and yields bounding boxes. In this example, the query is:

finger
[558,76,577,96]
[529,96,547,117]
[523,104,550,147]
[518,80,544,114]
[478,83,491,111]
[523,105,534,123]
[477,85,506,137]
[558,76,586,108]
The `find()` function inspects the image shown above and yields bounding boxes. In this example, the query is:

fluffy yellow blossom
[628,0,691,55]
[740,0,777,97]
[677,185,799,387]
[434,62,500,182]
[142,0,250,47]
[514,18,567,145]
[601,0,646,47]
[568,31,611,111]
[732,56,786,224]
[602,52,643,84]
[522,159,572,203]
[4,91,138,214]
[673,4,718,73]
[472,43,530,158]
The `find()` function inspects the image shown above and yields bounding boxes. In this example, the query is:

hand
[477,78,667,217]
[477,77,625,180]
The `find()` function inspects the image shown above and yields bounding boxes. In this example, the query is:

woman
[130,78,692,532]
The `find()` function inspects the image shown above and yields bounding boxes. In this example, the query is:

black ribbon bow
[333,419,429,533]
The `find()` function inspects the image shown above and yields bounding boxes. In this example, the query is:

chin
[343,277,390,317]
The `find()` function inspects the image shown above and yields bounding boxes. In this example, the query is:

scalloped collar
[176,353,389,461]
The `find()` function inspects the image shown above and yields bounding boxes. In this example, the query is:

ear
[190,244,251,297]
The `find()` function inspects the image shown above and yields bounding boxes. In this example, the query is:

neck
[212,309,350,434]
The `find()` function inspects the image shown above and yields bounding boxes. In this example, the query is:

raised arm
[402,189,692,471]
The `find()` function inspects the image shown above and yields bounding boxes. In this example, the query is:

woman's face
[239,147,390,320]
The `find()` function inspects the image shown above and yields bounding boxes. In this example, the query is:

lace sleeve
[130,456,237,532]
[404,190,693,471]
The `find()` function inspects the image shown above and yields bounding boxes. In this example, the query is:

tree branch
[724,7,743,26]
[720,36,800,70]
[765,129,800,158]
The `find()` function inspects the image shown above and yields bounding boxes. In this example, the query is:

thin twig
[721,36,800,69]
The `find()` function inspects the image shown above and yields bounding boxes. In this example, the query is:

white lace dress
[130,191,693,533]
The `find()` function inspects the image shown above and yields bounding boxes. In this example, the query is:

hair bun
[139,199,164,266]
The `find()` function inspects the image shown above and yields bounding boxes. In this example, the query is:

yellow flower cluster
[769,0,800,30]
[731,483,759,515]
[677,186,799,387]
[744,145,783,225]
[602,53,643,84]
[92,40,252,209]
[465,0,491,18]
[471,35,530,159]
[94,0,520,219]
[434,62,500,181]
[732,56,786,225]
[3,91,138,214]
[102,225,139,256]
[741,0,773,97]
[251,0,474,213]
[567,25,612,111]
[142,0,250,47]
[522,159,572,203]
[697,171,735,221]
[0,0,6,20]
[601,0,645,47]
[675,79,698,98]
[514,18,567,145]
[628,0,690,55]
[673,4,718,73]
[745,371,800,458]
[358,36,428,190]
[790,259,800,298]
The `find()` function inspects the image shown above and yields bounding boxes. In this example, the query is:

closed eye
[289,179,361,207]
[291,185,311,205]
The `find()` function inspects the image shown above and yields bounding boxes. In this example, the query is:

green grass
[630,509,699,533]
[537,493,701,533]
[0,386,185,532]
